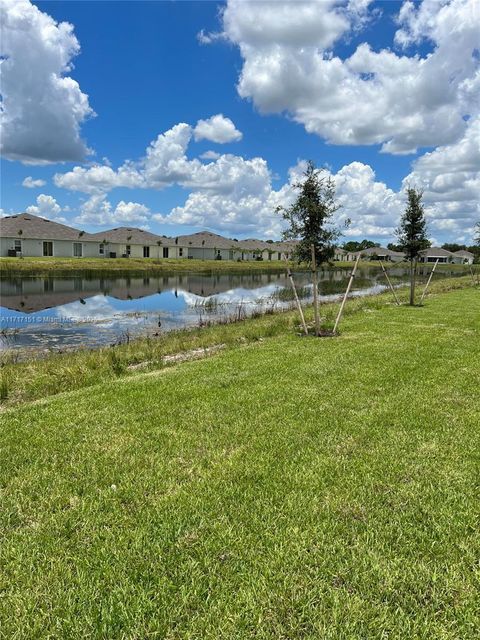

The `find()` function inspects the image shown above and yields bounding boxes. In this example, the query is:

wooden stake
[284,258,308,335]
[311,244,320,336]
[409,258,417,306]
[334,252,361,334]
[379,260,400,305]
[469,266,478,286]
[420,258,439,304]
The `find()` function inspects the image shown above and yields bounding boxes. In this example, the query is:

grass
[0,256,307,276]
[0,274,473,408]
[1,256,474,278]
[0,278,479,638]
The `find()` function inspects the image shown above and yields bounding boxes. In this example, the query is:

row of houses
[335,245,474,265]
[0,213,296,261]
[0,213,474,264]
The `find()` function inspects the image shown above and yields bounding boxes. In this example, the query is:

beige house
[0,213,101,258]
[333,248,347,261]
[86,227,186,259]
[176,231,242,261]
[452,250,474,264]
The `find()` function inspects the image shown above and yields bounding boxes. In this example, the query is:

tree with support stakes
[396,188,430,306]
[276,160,345,335]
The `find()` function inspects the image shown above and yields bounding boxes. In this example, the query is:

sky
[1,0,479,245]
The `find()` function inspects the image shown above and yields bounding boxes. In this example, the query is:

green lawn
[1,256,474,277]
[0,256,304,276]
[1,286,479,638]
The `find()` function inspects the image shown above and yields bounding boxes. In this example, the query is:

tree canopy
[396,188,430,261]
[278,161,343,264]
[343,239,380,252]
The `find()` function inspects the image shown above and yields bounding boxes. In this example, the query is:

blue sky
[1,0,479,244]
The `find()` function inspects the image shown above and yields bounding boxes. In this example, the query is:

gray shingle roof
[0,213,93,241]
[453,250,474,257]
[419,247,454,257]
[176,231,240,249]
[87,227,180,246]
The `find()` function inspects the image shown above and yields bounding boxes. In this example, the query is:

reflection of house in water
[0,272,313,314]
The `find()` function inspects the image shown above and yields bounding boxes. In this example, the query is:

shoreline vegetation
[1,256,305,276]
[0,278,478,637]
[0,274,474,408]
[0,255,473,277]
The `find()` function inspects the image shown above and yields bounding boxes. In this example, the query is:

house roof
[453,250,474,257]
[236,238,270,251]
[419,247,454,257]
[86,227,181,246]
[176,231,241,249]
[350,246,405,258]
[0,213,94,241]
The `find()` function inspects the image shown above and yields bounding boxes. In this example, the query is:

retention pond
[0,265,467,356]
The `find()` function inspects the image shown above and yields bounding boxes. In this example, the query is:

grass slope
[1,256,473,277]
[0,256,304,276]
[1,287,479,638]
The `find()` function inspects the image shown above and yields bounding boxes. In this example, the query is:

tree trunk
[410,258,417,306]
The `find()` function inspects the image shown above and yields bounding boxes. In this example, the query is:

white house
[419,248,456,263]
[0,213,101,258]
[452,250,474,265]
[86,227,187,259]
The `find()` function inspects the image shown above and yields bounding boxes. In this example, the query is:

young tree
[396,188,430,305]
[277,161,342,265]
[343,239,379,252]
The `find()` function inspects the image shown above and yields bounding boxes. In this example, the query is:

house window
[14,239,22,253]
[126,245,131,256]
[143,246,150,258]
[278,252,281,260]
[43,241,53,256]
[179,247,183,257]
[73,242,83,257]
[163,247,169,258]
[99,243,105,255]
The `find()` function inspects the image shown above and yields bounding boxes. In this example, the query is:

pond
[0,266,466,356]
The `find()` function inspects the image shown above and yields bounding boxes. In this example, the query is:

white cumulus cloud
[217,0,479,154]
[402,114,480,242]
[26,194,66,221]
[194,114,243,143]
[22,176,46,188]
[75,195,150,226]
[0,0,93,164]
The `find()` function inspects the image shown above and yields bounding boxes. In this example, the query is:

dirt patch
[127,344,227,371]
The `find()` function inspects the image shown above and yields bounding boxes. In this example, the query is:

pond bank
[1,256,309,276]
[0,274,473,408]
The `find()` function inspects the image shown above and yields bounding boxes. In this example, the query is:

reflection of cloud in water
[179,284,281,307]
[55,296,119,326]
[54,296,150,329]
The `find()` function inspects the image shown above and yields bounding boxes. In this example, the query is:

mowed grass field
[1,286,479,638]
[0,256,302,276]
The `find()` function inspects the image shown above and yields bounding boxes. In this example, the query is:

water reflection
[0,266,464,355]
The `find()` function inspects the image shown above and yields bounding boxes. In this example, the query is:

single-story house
[86,227,187,259]
[356,247,406,262]
[333,248,347,261]
[0,213,101,258]
[176,231,243,261]
[418,248,456,263]
[452,250,474,265]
